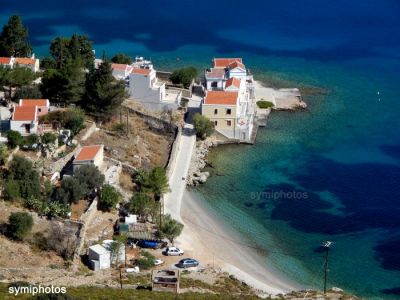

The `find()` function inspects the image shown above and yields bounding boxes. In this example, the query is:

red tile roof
[20,99,49,107]
[204,91,238,105]
[205,68,226,79]
[15,57,35,65]
[225,77,241,89]
[228,61,246,70]
[75,145,103,161]
[213,58,242,68]
[12,106,37,121]
[0,57,11,64]
[131,68,151,76]
[111,63,128,71]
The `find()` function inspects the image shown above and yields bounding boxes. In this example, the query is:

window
[214,121,218,126]
[214,109,218,115]
[38,108,42,113]
[226,108,231,115]
[211,81,218,88]
[226,120,232,127]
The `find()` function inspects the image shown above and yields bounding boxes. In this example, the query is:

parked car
[177,258,199,268]
[138,240,167,249]
[163,246,184,256]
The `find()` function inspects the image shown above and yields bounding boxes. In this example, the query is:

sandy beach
[170,190,299,296]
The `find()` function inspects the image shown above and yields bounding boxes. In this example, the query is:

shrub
[193,113,214,139]
[136,251,155,270]
[41,132,57,145]
[256,100,274,109]
[111,53,132,65]
[0,143,8,165]
[111,123,126,135]
[98,184,122,211]
[74,165,105,191]
[6,130,23,148]
[24,134,40,148]
[8,212,33,240]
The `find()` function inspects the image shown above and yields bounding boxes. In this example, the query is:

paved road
[163,123,196,222]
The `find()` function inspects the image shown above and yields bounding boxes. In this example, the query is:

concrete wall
[10,120,38,136]
[202,104,237,130]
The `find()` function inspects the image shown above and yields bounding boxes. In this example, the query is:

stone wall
[80,121,97,141]
[166,126,182,178]
[123,105,177,134]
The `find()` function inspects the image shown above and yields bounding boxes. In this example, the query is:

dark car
[138,240,167,249]
[176,258,199,268]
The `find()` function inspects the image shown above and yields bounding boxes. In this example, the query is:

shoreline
[172,189,300,296]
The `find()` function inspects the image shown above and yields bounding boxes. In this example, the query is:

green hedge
[256,100,274,109]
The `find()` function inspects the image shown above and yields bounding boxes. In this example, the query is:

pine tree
[0,15,32,57]
[83,57,127,121]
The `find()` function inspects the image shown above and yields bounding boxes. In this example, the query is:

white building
[128,63,181,111]
[202,58,255,142]
[73,145,104,173]
[111,63,133,80]
[10,106,39,136]
[0,55,40,72]
[88,240,125,271]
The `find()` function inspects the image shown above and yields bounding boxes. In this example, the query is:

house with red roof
[111,63,133,80]
[0,55,40,72]
[10,99,50,135]
[73,145,104,173]
[205,58,248,92]
[0,57,14,68]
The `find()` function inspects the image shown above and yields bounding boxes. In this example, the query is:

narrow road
[163,123,196,222]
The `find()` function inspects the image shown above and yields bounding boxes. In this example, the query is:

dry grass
[83,115,174,170]
[119,171,135,192]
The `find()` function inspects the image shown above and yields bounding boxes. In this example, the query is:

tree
[4,180,21,200]
[7,156,41,199]
[50,34,94,69]
[8,212,33,240]
[40,59,85,104]
[111,53,132,65]
[157,214,184,244]
[83,58,127,121]
[13,85,42,101]
[0,15,31,57]
[0,66,35,101]
[6,130,23,148]
[99,184,122,211]
[74,164,105,191]
[193,113,214,139]
[170,67,197,88]
[148,166,170,198]
[125,192,155,221]
[110,234,127,267]
[0,143,8,165]
[63,107,85,134]
[60,177,87,204]
[47,221,78,260]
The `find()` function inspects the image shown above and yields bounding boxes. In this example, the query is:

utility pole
[323,241,333,295]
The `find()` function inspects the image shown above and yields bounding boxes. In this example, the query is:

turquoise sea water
[2,1,400,297]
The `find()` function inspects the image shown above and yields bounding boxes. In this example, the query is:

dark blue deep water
[2,1,400,298]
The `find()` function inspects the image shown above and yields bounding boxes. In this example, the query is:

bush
[6,130,23,148]
[193,113,214,139]
[74,165,105,191]
[136,251,155,270]
[24,133,40,148]
[42,132,57,145]
[111,123,126,135]
[98,184,122,211]
[0,143,8,165]
[8,212,33,240]
[256,100,274,109]
[4,180,21,200]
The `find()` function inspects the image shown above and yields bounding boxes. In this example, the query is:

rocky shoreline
[186,138,217,186]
